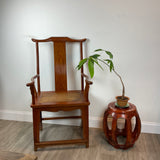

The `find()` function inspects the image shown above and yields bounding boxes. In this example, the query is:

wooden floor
[0,120,160,160]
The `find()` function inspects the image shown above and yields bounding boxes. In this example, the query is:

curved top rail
[32,37,87,43]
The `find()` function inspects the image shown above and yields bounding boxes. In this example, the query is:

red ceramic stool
[103,102,141,149]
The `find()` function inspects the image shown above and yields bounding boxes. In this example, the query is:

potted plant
[77,49,129,107]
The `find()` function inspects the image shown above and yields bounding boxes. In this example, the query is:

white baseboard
[0,110,160,134]
[0,110,32,122]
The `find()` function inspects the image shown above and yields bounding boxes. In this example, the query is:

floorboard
[0,120,160,160]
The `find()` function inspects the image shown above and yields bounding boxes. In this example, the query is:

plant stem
[112,69,125,99]
[97,58,125,98]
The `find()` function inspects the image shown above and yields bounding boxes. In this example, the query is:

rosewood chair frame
[26,37,92,151]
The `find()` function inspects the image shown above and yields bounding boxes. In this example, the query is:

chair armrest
[26,74,39,87]
[26,74,39,104]
[81,73,93,101]
[81,73,93,85]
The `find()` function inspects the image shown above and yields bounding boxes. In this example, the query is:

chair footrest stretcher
[35,139,87,149]
[42,116,82,120]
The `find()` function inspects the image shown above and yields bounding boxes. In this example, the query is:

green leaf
[90,54,100,59]
[94,49,103,52]
[76,58,88,70]
[109,61,114,72]
[88,58,94,78]
[104,59,114,72]
[105,51,113,59]
[104,59,111,63]
[90,57,103,70]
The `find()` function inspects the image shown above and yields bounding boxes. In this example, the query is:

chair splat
[54,41,67,92]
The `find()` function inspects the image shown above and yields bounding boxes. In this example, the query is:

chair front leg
[81,106,89,148]
[32,108,40,151]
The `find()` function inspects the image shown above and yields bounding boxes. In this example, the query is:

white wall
[0,0,160,133]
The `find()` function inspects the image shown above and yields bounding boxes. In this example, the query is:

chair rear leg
[40,111,43,131]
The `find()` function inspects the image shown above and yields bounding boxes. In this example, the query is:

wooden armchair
[26,37,92,151]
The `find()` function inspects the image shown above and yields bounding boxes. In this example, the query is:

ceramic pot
[116,96,130,107]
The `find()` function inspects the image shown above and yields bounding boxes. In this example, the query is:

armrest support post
[81,73,93,101]
[26,75,39,105]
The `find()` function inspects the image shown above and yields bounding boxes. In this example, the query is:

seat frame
[26,37,92,151]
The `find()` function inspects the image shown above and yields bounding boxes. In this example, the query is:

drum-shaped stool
[103,102,141,149]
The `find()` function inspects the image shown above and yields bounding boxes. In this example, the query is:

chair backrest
[32,37,87,93]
